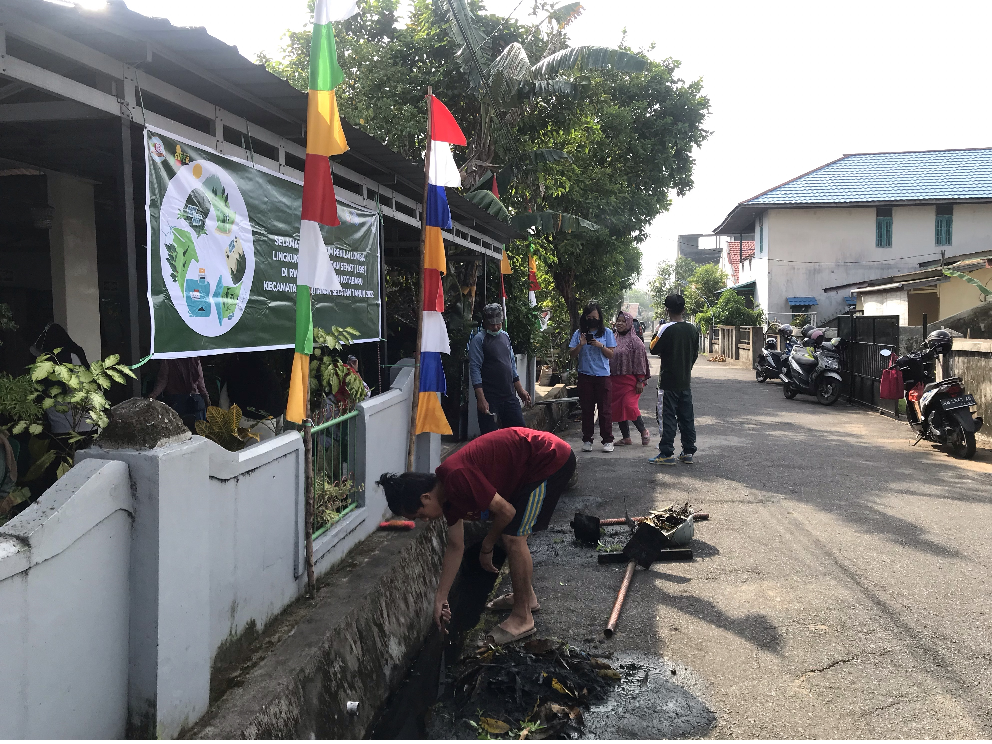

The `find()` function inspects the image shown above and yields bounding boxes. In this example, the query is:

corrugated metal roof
[750,149,992,205]
[787,297,818,306]
[2,0,520,244]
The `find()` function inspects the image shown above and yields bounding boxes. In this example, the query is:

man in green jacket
[649,294,698,465]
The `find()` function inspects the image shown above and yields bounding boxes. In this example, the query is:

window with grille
[935,205,953,246]
[758,214,764,254]
[876,207,892,247]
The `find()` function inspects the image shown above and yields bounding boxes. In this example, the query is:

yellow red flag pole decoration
[288,0,356,596]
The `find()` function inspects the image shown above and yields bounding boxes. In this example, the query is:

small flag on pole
[416,96,465,436]
[287,0,357,424]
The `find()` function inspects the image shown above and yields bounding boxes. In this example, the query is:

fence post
[734,326,741,360]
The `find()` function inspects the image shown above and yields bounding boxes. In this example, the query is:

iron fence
[831,314,900,415]
[310,409,364,539]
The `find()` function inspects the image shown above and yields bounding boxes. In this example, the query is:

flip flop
[486,594,541,612]
[485,624,537,646]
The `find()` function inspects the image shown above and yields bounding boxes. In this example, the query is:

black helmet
[926,329,953,354]
[801,324,814,338]
[779,324,793,337]
[765,338,777,350]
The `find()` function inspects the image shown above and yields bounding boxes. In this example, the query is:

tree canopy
[261,0,710,351]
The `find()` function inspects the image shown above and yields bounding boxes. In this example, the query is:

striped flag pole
[288,0,355,595]
[407,86,433,471]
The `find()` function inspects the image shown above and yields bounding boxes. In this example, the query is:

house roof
[1,0,520,244]
[823,256,992,295]
[787,297,818,306]
[714,148,992,234]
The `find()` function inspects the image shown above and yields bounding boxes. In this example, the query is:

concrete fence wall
[0,366,427,739]
[0,459,133,739]
[939,338,992,442]
[716,326,762,366]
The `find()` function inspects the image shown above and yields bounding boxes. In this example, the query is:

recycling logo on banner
[158,160,255,337]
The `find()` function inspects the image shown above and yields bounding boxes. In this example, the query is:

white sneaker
[582,441,594,452]
[602,442,614,453]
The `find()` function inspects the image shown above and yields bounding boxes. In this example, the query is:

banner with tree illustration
[145,128,380,358]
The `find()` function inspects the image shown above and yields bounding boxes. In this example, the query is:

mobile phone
[585,333,594,343]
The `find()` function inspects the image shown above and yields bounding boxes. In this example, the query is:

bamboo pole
[304,386,315,597]
[406,86,433,472]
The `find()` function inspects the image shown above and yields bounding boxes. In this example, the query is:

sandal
[616,438,633,446]
[641,432,651,446]
[486,594,541,612]
[485,624,537,646]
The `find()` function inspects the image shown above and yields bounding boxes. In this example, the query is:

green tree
[684,263,728,316]
[710,290,762,328]
[648,256,696,317]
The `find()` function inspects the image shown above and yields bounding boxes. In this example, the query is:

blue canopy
[787,296,818,306]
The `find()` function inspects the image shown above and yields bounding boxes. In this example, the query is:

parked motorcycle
[780,329,844,405]
[880,329,983,459]
[755,325,796,382]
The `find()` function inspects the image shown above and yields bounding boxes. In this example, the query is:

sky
[119,0,992,288]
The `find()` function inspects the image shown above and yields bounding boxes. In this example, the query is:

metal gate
[831,315,900,414]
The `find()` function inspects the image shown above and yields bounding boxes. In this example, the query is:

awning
[719,280,756,294]
[844,296,857,306]
[787,296,818,306]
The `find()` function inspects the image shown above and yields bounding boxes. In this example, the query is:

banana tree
[441,0,646,187]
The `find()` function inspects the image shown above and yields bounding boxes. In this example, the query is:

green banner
[145,128,381,358]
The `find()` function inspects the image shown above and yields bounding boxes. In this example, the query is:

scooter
[780,335,844,405]
[755,327,798,383]
[880,333,983,458]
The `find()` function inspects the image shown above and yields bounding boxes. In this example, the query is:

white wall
[765,203,992,323]
[0,459,132,739]
[766,207,921,321]
[859,289,910,325]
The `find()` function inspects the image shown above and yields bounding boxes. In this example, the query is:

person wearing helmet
[469,303,532,434]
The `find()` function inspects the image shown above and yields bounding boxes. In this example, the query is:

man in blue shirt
[469,303,532,435]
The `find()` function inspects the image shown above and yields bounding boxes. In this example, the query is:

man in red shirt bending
[378,428,575,645]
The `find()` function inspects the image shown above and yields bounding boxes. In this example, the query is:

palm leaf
[512,79,582,103]
[511,211,600,234]
[531,46,647,78]
[546,1,584,27]
[943,268,992,296]
[496,149,573,193]
[463,190,510,222]
[440,0,492,88]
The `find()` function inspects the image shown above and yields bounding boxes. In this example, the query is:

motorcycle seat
[793,355,817,367]
[924,377,961,392]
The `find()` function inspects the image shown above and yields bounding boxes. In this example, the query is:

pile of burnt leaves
[436,637,621,739]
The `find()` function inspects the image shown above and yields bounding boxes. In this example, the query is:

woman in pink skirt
[610,311,651,445]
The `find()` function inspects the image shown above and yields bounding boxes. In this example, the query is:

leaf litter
[436,638,621,739]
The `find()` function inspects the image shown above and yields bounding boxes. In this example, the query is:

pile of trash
[708,354,727,362]
[642,502,697,545]
[430,638,621,739]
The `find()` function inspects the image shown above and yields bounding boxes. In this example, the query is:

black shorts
[503,451,577,537]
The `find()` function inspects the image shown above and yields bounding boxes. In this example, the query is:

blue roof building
[712,148,992,324]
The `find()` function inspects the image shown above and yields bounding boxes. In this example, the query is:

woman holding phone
[569,302,617,452]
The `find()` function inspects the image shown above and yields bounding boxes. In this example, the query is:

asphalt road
[523,357,992,739]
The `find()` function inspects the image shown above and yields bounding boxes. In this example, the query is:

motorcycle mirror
[879,349,892,357]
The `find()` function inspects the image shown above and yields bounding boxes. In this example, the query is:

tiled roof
[726,241,755,284]
[787,297,819,306]
[750,149,992,205]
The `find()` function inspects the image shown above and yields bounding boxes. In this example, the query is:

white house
[714,148,992,323]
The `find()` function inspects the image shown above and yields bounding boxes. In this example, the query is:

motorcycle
[780,332,844,405]
[755,326,797,383]
[880,330,983,459]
